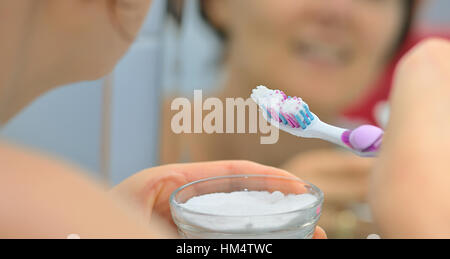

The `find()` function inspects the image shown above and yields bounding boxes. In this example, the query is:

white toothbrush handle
[265,110,381,157]
[268,115,347,147]
[309,120,348,149]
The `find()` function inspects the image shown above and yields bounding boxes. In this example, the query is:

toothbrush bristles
[252,86,315,129]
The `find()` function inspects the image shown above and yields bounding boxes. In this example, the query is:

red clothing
[342,30,450,125]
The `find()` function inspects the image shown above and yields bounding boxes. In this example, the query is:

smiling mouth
[293,38,354,67]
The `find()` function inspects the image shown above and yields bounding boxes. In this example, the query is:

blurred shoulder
[0,141,90,187]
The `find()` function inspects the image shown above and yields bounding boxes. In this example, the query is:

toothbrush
[251,86,383,157]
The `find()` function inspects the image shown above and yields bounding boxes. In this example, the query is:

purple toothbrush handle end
[341,125,384,155]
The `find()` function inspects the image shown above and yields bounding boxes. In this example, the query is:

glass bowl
[169,174,324,239]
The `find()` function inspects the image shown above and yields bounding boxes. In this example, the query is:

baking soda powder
[178,191,318,233]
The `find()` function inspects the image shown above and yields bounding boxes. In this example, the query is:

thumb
[312,226,327,239]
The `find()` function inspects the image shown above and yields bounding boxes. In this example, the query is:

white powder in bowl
[177,191,318,233]
[180,191,317,216]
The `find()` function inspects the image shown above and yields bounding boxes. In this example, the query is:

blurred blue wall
[420,0,450,25]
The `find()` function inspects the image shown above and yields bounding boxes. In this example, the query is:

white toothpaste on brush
[280,97,304,114]
[251,85,286,109]
[178,191,318,231]
[251,85,307,127]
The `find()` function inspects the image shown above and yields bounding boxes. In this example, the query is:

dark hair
[394,0,415,55]
[167,0,184,24]
[167,0,226,39]
[168,0,416,57]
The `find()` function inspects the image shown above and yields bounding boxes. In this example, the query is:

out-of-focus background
[1,0,449,185]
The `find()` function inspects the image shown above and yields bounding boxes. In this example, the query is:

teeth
[297,40,351,64]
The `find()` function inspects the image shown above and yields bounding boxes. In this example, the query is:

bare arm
[0,142,173,238]
[370,39,450,238]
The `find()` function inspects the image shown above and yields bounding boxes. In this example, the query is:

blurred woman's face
[211,0,406,117]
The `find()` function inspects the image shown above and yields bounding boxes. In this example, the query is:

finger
[175,161,307,195]
[390,39,450,127]
[173,175,309,202]
[312,226,327,239]
[177,160,296,182]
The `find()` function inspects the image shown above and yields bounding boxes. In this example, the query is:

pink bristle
[269,108,280,122]
[280,111,292,126]
[284,112,298,128]
[284,116,293,127]
[285,113,300,128]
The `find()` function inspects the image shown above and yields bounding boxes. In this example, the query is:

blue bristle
[300,110,311,125]
[304,105,314,121]
[259,96,313,130]
[279,113,288,125]
[295,114,307,129]
[261,106,272,119]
